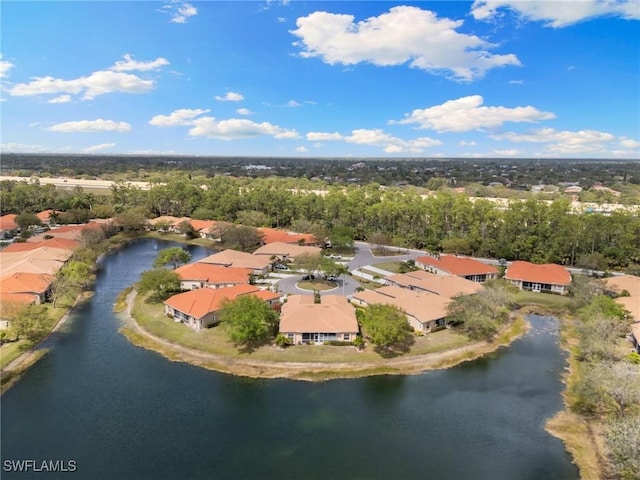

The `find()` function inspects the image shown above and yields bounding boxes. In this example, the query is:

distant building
[415,254,498,283]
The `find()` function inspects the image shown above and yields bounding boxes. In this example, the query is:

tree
[221,225,263,251]
[577,252,609,275]
[605,414,640,480]
[441,238,472,255]
[295,253,324,275]
[59,260,95,290]
[359,304,413,355]
[137,268,181,301]
[154,247,191,269]
[15,212,42,233]
[219,295,279,349]
[329,225,355,251]
[12,304,49,341]
[177,220,198,239]
[113,207,150,233]
[367,231,392,253]
[235,210,271,227]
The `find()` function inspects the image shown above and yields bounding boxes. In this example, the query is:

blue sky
[1,1,638,158]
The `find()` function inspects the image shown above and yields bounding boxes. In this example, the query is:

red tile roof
[174,263,252,284]
[505,261,571,286]
[279,294,358,334]
[164,284,265,319]
[2,238,79,253]
[258,227,316,245]
[189,219,216,231]
[416,254,498,276]
[36,209,61,223]
[0,272,55,295]
[0,214,18,231]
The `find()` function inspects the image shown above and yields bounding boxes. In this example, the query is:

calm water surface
[1,239,579,480]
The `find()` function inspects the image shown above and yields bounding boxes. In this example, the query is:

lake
[0,239,579,479]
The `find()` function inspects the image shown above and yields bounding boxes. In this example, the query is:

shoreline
[119,290,530,382]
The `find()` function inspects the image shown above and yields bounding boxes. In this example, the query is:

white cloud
[508,79,524,84]
[236,108,252,115]
[48,119,131,133]
[286,100,302,107]
[149,108,298,140]
[110,54,169,72]
[306,131,343,141]
[48,95,72,104]
[471,0,640,27]
[83,143,116,153]
[189,117,299,140]
[492,149,519,156]
[459,140,477,146]
[0,55,14,78]
[295,146,308,152]
[392,95,555,132]
[215,91,244,102]
[307,128,442,153]
[291,6,520,81]
[9,70,155,100]
[161,1,198,24]
[149,108,210,126]
[0,142,50,153]
[491,127,639,156]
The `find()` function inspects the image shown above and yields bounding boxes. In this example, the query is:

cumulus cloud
[9,69,156,100]
[459,140,477,146]
[471,0,640,27]
[236,108,252,115]
[215,91,244,102]
[392,95,555,132]
[491,127,639,156]
[0,55,14,78]
[161,1,198,23]
[286,100,302,107]
[48,119,131,133]
[149,108,210,126]
[110,54,169,72]
[83,143,116,153]
[149,108,298,140]
[48,95,72,104]
[307,128,442,153]
[291,6,520,81]
[189,117,299,139]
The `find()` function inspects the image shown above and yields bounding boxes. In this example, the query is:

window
[343,333,350,341]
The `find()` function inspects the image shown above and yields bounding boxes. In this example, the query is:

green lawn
[297,279,338,291]
[132,295,476,363]
[0,339,34,368]
[513,291,572,309]
[371,261,409,274]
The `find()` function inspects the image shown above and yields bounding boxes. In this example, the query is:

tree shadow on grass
[372,334,416,358]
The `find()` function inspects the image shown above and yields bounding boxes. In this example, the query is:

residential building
[0,272,55,304]
[173,263,252,290]
[198,249,271,275]
[505,261,571,295]
[415,254,498,283]
[386,270,483,298]
[258,227,317,245]
[0,214,18,238]
[352,285,450,334]
[253,242,322,262]
[164,284,280,331]
[279,294,359,344]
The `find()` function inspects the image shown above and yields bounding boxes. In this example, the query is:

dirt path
[121,291,529,381]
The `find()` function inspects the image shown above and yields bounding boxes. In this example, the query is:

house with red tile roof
[174,263,252,290]
[386,270,483,298]
[258,227,317,245]
[198,249,271,275]
[0,214,18,238]
[163,284,280,331]
[279,294,359,344]
[36,209,62,225]
[415,254,498,283]
[27,222,103,242]
[351,285,451,334]
[0,272,55,304]
[505,261,571,295]
[2,237,79,253]
[253,242,322,262]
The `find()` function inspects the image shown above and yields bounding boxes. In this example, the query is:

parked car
[274,264,290,270]
[302,274,315,280]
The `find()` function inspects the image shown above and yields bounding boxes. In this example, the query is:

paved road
[274,273,360,297]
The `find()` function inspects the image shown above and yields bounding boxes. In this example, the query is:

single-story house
[0,255,65,277]
[615,296,640,322]
[258,227,317,246]
[173,262,252,290]
[415,254,498,283]
[2,237,79,253]
[505,261,571,295]
[252,242,322,262]
[27,222,103,242]
[198,249,271,276]
[164,284,280,331]
[352,285,451,334]
[0,272,55,304]
[199,221,233,242]
[386,270,483,298]
[147,216,191,233]
[279,294,359,344]
[0,214,18,238]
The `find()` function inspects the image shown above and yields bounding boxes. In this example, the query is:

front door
[532,283,541,293]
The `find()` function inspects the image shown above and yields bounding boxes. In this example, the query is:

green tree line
[3,177,639,270]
